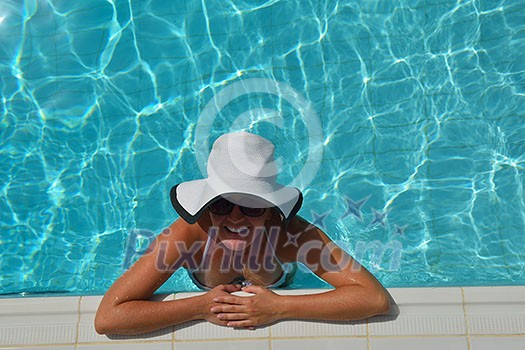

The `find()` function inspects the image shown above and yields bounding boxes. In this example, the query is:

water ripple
[0,0,524,294]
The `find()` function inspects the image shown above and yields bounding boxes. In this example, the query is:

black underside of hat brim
[170,184,303,225]
[170,184,203,224]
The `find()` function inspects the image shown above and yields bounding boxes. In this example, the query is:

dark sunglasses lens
[240,207,266,217]
[209,197,268,217]
[208,199,233,215]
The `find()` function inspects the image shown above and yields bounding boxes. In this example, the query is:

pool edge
[0,286,524,349]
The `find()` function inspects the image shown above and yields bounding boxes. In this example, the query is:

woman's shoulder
[286,215,316,234]
[286,215,332,244]
[275,215,317,262]
[163,218,208,244]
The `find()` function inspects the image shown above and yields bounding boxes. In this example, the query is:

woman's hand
[210,285,282,328]
[199,284,242,326]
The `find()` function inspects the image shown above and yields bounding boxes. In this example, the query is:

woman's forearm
[95,295,206,335]
[278,286,390,321]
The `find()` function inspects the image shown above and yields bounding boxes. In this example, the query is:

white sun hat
[170,132,303,224]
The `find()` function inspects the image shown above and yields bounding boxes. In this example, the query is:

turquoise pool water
[0,0,524,296]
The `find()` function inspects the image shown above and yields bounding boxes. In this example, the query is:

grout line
[174,335,273,341]
[170,336,367,343]
[366,317,371,350]
[170,337,272,344]
[367,334,474,339]
[460,287,471,350]
[468,334,525,338]
[0,344,76,349]
[171,292,176,348]
[69,340,173,346]
[75,296,82,350]
[261,335,368,341]
[268,319,273,350]
[0,343,174,349]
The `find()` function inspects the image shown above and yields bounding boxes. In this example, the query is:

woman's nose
[228,205,244,221]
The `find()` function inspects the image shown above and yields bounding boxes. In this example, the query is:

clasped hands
[203,284,281,329]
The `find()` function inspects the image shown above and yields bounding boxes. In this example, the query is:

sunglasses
[208,197,267,217]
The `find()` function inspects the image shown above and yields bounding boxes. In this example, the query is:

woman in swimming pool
[95,132,390,334]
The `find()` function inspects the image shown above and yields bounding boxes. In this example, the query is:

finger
[217,312,249,321]
[241,285,265,294]
[219,284,242,293]
[227,320,254,328]
[211,304,244,313]
[213,295,248,304]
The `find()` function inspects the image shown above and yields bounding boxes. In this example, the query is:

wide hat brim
[170,179,303,224]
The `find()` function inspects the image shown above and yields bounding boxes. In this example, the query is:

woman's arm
[94,219,238,334]
[273,280,389,321]
[278,216,390,320]
[95,284,240,334]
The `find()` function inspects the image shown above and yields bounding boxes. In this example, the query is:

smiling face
[207,195,274,251]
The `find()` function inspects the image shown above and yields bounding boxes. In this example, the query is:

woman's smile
[224,225,249,234]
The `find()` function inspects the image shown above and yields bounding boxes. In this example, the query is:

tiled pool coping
[0,286,524,349]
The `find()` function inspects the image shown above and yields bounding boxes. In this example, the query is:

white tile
[467,314,525,335]
[78,294,174,343]
[176,340,269,350]
[370,336,468,350]
[369,287,466,336]
[0,296,79,325]
[271,319,366,337]
[270,289,367,337]
[174,319,269,340]
[0,296,79,345]
[273,289,332,296]
[77,343,171,350]
[470,336,525,350]
[1,347,75,350]
[3,287,523,348]
[272,338,367,350]
[463,286,525,303]
[463,287,525,335]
